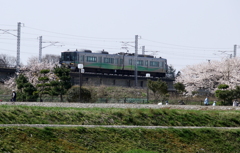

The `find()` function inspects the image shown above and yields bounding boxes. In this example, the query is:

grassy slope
[1,105,240,127]
[1,127,240,153]
[0,105,240,152]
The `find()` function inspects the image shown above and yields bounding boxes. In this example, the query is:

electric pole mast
[39,36,42,62]
[38,36,62,62]
[234,44,237,57]
[135,35,138,87]
[16,22,21,72]
[142,46,145,55]
[0,22,23,71]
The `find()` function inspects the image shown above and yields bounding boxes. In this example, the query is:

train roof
[62,49,92,53]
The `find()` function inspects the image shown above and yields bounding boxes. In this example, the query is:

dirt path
[1,102,240,110]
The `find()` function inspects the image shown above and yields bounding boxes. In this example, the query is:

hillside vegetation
[1,127,240,153]
[1,105,240,127]
[0,105,240,152]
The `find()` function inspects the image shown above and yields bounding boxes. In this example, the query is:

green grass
[1,105,240,152]
[0,127,240,153]
[1,105,240,127]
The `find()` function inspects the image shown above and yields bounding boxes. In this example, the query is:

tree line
[2,53,239,105]
[16,65,71,102]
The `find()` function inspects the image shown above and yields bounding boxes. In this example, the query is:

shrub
[66,85,91,103]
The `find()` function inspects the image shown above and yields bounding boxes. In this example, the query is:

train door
[117,57,121,70]
[113,55,118,69]
[73,52,77,65]
[98,56,102,68]
[82,55,85,66]
[78,53,80,64]
[145,60,148,71]
[121,55,125,70]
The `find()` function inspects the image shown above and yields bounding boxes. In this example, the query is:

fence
[0,95,149,104]
[97,98,148,104]
[0,95,11,102]
[0,95,224,106]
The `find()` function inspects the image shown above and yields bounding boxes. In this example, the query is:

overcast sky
[1,0,240,72]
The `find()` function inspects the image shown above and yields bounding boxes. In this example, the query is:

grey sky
[1,0,240,72]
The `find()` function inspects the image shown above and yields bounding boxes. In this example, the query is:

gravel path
[1,102,240,110]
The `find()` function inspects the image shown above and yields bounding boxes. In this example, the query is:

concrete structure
[0,68,175,92]
[70,72,175,91]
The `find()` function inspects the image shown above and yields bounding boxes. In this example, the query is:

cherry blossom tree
[0,54,16,68]
[176,57,240,95]
[4,56,58,89]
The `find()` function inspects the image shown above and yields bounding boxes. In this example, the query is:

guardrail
[0,95,11,102]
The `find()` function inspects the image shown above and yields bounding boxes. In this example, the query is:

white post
[146,73,150,103]
[78,64,84,102]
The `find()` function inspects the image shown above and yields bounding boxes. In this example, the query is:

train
[60,49,168,77]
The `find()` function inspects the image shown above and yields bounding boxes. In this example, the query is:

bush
[66,85,91,103]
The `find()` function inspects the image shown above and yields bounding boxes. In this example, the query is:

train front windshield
[61,52,76,61]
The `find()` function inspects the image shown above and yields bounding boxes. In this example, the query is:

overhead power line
[142,38,232,50]
[24,26,132,40]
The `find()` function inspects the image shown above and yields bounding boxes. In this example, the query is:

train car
[60,49,168,77]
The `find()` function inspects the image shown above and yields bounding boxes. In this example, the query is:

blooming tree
[4,56,58,89]
[0,54,16,68]
[176,57,240,95]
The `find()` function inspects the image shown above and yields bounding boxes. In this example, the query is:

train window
[150,61,159,67]
[104,58,114,63]
[61,53,65,61]
[72,55,75,61]
[120,59,123,64]
[137,60,143,66]
[129,59,132,65]
[115,59,119,64]
[145,61,148,66]
[98,57,102,63]
[87,56,97,62]
[61,52,75,61]
[80,55,84,61]
[161,62,164,67]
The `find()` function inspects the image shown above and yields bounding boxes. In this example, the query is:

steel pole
[79,69,81,102]
[147,80,149,103]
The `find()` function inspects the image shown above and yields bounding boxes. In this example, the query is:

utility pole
[16,22,21,72]
[38,36,62,62]
[39,36,42,62]
[234,44,237,57]
[135,35,138,87]
[0,22,22,72]
[142,46,145,55]
[121,36,140,87]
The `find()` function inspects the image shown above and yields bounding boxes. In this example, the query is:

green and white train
[60,49,168,77]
